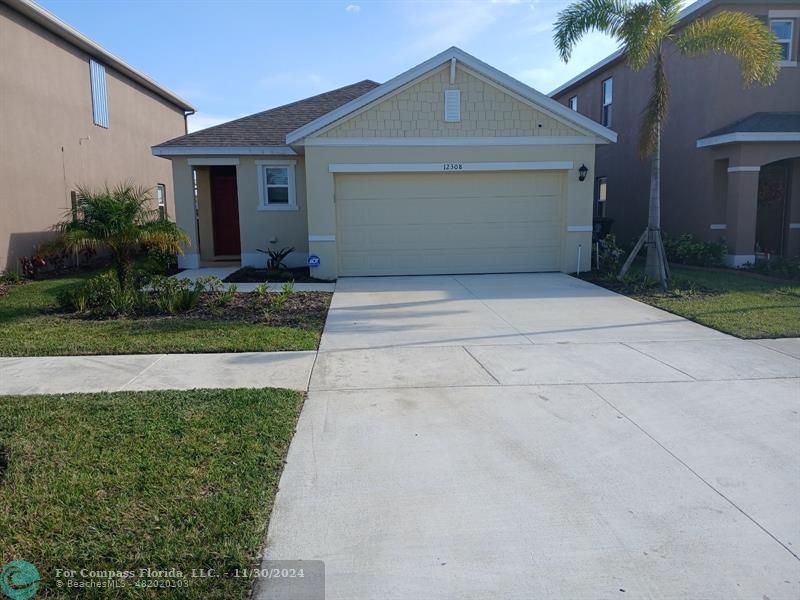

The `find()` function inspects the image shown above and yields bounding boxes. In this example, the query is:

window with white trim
[156,183,167,220]
[770,19,794,62]
[596,176,608,218]
[258,163,296,209]
[601,78,613,127]
[568,95,578,111]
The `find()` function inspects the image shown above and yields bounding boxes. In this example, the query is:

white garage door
[335,170,564,276]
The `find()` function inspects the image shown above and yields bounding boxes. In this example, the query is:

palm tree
[50,184,190,288]
[554,0,781,287]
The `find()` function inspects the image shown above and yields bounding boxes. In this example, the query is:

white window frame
[596,176,608,218]
[568,95,578,111]
[256,160,297,211]
[156,183,166,219]
[601,78,613,127]
[770,19,795,65]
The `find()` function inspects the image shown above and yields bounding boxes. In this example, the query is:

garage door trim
[329,161,574,173]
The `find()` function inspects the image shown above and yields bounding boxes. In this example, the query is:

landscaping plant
[663,233,726,267]
[47,183,189,289]
[554,0,781,288]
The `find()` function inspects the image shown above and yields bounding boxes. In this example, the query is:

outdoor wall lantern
[578,164,588,182]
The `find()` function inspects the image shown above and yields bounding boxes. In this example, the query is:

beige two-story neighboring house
[551,0,800,266]
[0,0,195,271]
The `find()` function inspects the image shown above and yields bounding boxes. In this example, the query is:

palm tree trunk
[644,126,661,278]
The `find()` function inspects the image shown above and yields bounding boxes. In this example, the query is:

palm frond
[639,50,669,157]
[554,0,628,62]
[677,11,782,85]
[619,2,664,70]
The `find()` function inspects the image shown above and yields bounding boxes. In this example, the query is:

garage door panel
[335,172,564,276]
[337,196,561,226]
[339,221,561,251]
[339,246,561,276]
[335,172,562,200]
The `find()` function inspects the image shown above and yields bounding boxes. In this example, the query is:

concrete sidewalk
[0,351,316,395]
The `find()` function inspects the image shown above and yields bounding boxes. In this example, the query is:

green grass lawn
[0,388,303,599]
[589,265,800,339]
[0,274,323,356]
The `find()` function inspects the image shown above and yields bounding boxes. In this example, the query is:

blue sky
[39,0,622,132]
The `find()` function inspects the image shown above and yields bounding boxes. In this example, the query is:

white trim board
[789,223,800,230]
[286,47,617,145]
[709,224,727,230]
[697,132,800,148]
[727,166,760,173]
[328,161,574,174]
[306,136,603,147]
[567,225,593,232]
[187,158,240,166]
[152,146,297,157]
[309,235,336,242]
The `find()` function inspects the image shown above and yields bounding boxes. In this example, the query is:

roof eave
[286,46,617,145]
[697,132,800,148]
[152,145,297,157]
[6,0,196,112]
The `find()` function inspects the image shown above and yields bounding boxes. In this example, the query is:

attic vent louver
[444,89,461,122]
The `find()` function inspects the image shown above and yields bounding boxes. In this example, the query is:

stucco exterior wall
[322,65,583,138]
[304,144,596,280]
[0,3,187,270]
[552,1,800,251]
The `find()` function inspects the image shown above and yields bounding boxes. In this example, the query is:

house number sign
[442,163,463,171]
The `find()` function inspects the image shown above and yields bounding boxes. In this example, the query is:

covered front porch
[700,114,800,267]
[162,155,311,272]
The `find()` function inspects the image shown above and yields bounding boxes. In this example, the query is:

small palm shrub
[47,184,189,289]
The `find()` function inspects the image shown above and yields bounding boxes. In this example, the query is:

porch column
[725,166,760,267]
[172,158,200,269]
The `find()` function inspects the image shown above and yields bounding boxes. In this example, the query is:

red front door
[210,166,241,256]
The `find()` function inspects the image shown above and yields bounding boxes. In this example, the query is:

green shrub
[742,256,800,280]
[149,276,205,315]
[269,281,295,312]
[210,283,238,309]
[663,233,726,267]
[0,270,23,284]
[596,234,626,274]
[57,271,145,316]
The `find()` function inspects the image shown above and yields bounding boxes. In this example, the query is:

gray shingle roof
[703,112,800,138]
[155,80,380,148]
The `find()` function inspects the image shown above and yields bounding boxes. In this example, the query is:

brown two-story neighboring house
[552,0,800,266]
[0,0,195,271]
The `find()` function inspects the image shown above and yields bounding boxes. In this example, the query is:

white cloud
[401,0,503,54]
[345,4,360,13]
[187,113,244,133]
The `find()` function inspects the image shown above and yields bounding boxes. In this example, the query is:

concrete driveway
[261,274,800,600]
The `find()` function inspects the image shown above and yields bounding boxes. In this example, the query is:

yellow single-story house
[152,47,617,280]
